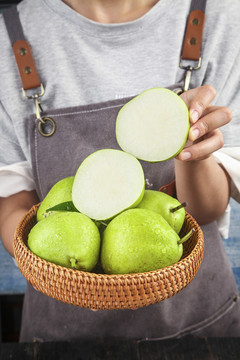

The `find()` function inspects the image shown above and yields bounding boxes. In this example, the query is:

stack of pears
[28,88,193,274]
[28,151,192,275]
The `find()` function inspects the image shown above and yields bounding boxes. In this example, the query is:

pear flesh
[28,212,101,271]
[72,149,145,221]
[37,176,75,222]
[115,88,189,162]
[101,208,184,275]
[137,190,185,233]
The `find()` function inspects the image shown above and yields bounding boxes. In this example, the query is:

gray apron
[20,98,240,342]
[3,3,240,343]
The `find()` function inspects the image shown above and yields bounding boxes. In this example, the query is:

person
[0,0,240,342]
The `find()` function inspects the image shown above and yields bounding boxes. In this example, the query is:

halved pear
[72,149,145,221]
[115,88,189,162]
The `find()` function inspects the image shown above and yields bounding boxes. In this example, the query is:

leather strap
[181,9,205,61]
[159,180,176,197]
[3,6,41,90]
[181,0,207,61]
[12,40,41,90]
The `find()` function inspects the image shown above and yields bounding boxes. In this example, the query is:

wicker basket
[13,204,204,310]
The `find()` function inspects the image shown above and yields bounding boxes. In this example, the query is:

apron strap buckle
[179,57,201,92]
[22,84,56,137]
[22,83,45,124]
[22,83,45,100]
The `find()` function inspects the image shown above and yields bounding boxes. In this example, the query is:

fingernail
[191,128,200,140]
[180,151,191,161]
[190,110,199,123]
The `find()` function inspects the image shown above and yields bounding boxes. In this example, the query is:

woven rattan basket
[14,204,204,310]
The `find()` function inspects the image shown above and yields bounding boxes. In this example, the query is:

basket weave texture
[14,204,204,310]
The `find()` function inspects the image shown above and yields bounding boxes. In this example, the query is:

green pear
[72,149,145,221]
[136,190,186,233]
[115,87,189,162]
[101,208,192,275]
[28,212,101,271]
[37,176,74,222]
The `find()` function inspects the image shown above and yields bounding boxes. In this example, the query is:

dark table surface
[1,338,240,360]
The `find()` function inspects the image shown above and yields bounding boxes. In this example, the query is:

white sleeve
[216,203,231,239]
[0,100,36,198]
[0,161,36,197]
[213,147,240,203]
[213,147,240,239]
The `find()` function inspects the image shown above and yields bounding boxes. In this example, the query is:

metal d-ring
[38,116,56,137]
[22,83,56,136]
[33,96,56,136]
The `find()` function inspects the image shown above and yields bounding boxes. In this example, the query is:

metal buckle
[22,83,56,136]
[22,83,45,123]
[179,57,202,92]
[22,83,45,100]
[22,84,45,123]
[34,96,56,137]
[179,57,202,71]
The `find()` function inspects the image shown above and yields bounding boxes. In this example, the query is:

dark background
[0,0,20,11]
[0,0,23,343]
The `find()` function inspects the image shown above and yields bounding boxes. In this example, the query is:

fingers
[178,85,232,162]
[189,85,217,124]
[178,129,224,161]
[188,106,232,142]
[181,85,216,123]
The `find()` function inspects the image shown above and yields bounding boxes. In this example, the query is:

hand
[177,85,232,161]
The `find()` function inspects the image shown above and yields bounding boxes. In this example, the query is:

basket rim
[14,203,204,280]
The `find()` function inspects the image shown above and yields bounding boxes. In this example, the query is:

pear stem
[178,228,195,245]
[170,202,187,213]
[70,258,77,269]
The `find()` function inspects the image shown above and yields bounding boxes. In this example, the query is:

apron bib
[2,2,240,342]
[28,94,177,200]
